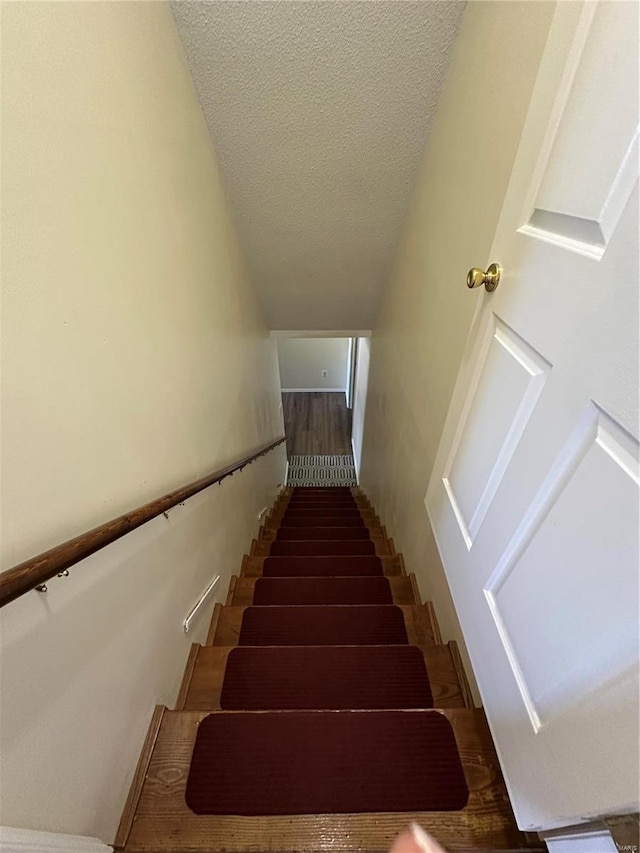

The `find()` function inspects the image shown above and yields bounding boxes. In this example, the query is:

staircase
[116,486,543,853]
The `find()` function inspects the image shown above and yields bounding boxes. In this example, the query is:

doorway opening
[274,334,370,485]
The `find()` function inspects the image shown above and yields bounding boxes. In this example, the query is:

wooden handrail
[0,436,286,608]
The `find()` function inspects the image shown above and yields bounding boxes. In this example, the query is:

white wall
[359,1,555,702]
[277,337,350,391]
[0,1,285,842]
[350,338,370,479]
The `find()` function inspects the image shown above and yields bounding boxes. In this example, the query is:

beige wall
[0,1,285,841]
[277,336,350,391]
[360,1,555,701]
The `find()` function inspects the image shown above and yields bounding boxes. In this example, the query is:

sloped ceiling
[171,1,465,330]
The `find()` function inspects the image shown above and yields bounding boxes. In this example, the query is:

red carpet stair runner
[117,487,543,852]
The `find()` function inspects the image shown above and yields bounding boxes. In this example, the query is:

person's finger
[390,823,447,853]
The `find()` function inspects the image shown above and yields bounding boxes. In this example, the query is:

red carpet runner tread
[252,576,393,605]
[269,539,376,556]
[185,710,468,815]
[276,526,372,539]
[261,555,384,576]
[220,645,434,710]
[185,486,469,816]
[238,604,409,645]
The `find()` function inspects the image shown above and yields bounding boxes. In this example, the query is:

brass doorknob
[467,263,501,293]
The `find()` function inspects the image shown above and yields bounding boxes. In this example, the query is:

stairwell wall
[0,1,285,842]
[359,1,555,702]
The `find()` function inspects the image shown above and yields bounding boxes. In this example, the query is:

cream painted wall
[360,1,555,702]
[277,337,350,391]
[0,1,285,841]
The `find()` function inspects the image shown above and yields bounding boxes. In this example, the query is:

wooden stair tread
[119,707,542,853]
[271,505,375,517]
[252,538,393,556]
[261,526,389,542]
[117,487,530,853]
[228,575,417,606]
[209,604,436,647]
[178,643,471,711]
[268,512,378,526]
[241,554,403,577]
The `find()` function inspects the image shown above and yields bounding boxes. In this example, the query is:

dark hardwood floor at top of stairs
[117,486,544,853]
[282,392,352,455]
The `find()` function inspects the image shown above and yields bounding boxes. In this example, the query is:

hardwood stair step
[270,526,384,540]
[241,554,403,577]
[291,486,355,492]
[279,506,364,515]
[117,707,543,852]
[282,492,366,502]
[274,508,376,519]
[177,643,472,711]
[288,491,356,499]
[277,494,371,506]
[280,503,372,514]
[281,498,364,507]
[282,498,369,507]
[208,604,438,647]
[201,645,435,710]
[270,513,381,528]
[228,575,417,606]
[251,538,393,557]
[282,489,368,499]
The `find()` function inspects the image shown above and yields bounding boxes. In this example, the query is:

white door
[426,0,638,833]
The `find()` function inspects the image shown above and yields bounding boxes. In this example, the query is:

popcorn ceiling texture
[171,1,465,330]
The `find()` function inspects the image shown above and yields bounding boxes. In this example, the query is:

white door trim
[541,826,617,853]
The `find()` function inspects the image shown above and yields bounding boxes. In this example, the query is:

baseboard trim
[114,705,165,850]
[281,388,346,393]
[0,828,111,853]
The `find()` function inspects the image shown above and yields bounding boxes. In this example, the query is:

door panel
[522,1,639,259]
[445,317,551,548]
[427,0,639,831]
[486,403,639,731]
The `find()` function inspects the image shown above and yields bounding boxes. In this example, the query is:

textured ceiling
[171,1,465,330]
